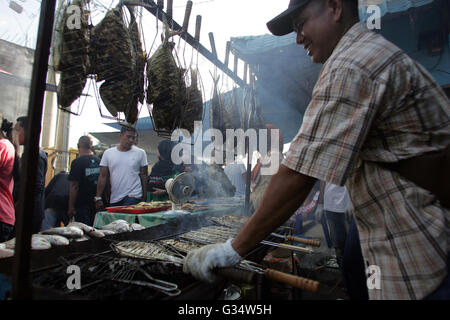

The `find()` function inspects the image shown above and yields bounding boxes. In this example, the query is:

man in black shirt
[13,116,47,233]
[68,136,100,226]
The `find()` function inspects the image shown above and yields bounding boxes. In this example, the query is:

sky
[1,0,290,149]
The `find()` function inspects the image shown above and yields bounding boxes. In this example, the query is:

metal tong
[111,259,181,297]
[217,260,320,294]
[113,266,181,297]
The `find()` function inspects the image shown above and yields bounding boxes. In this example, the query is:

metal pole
[141,0,244,87]
[12,0,56,300]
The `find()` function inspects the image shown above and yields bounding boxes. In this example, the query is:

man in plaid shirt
[183,0,450,299]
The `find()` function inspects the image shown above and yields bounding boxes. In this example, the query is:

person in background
[147,140,178,201]
[223,158,246,197]
[13,116,47,234]
[250,124,284,211]
[68,136,100,226]
[95,126,148,209]
[316,182,350,270]
[41,171,70,230]
[0,113,15,242]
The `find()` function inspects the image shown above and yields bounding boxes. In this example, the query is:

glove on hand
[183,239,243,283]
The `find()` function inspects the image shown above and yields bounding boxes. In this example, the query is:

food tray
[105,205,171,214]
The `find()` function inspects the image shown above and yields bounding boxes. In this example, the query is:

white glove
[183,239,243,283]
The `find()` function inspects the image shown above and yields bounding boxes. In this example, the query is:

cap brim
[266,1,310,36]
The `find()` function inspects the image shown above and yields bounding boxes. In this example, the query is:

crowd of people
[0,121,246,241]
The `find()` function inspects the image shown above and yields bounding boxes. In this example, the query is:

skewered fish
[111,241,184,264]
[56,0,90,109]
[146,22,186,132]
[180,225,238,244]
[208,215,248,229]
[159,239,202,254]
[181,69,203,133]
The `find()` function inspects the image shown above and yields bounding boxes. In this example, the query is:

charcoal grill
[0,211,307,300]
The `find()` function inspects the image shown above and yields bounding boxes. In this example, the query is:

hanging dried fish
[91,6,137,122]
[230,88,242,129]
[209,76,224,135]
[128,7,146,105]
[146,20,186,132]
[181,69,203,133]
[56,0,90,109]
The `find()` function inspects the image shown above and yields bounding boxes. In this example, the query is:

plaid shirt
[283,22,450,299]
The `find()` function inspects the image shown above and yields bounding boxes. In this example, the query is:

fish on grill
[91,6,138,122]
[180,225,238,244]
[38,234,70,246]
[159,239,202,254]
[208,215,248,229]
[55,0,90,109]
[41,226,84,238]
[111,241,184,264]
[181,69,203,134]
[146,22,186,132]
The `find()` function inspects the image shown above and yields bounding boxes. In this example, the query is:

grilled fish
[181,69,203,133]
[67,221,105,238]
[31,235,52,250]
[147,22,186,132]
[38,234,70,246]
[100,220,131,233]
[41,226,84,238]
[56,0,90,109]
[0,244,14,258]
[91,6,137,121]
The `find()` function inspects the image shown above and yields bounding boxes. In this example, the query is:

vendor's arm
[139,166,148,202]
[95,166,109,210]
[232,164,316,256]
[68,180,79,220]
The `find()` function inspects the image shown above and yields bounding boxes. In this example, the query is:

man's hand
[95,199,104,211]
[67,207,75,220]
[151,188,167,197]
[183,239,243,283]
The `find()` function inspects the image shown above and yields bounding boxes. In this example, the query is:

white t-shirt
[224,161,247,197]
[100,146,148,203]
[323,183,350,213]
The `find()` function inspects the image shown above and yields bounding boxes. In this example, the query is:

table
[93,204,244,229]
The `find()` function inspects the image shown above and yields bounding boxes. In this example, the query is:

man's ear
[328,0,344,22]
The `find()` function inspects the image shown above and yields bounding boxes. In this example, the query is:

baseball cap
[267,0,312,36]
